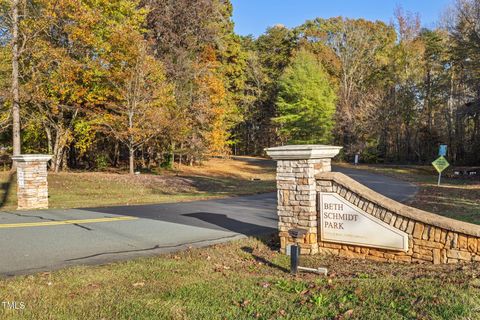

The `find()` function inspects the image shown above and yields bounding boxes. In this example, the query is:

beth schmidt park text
[323,203,358,230]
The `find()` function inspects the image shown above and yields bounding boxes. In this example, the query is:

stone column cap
[11,154,53,162]
[265,144,342,160]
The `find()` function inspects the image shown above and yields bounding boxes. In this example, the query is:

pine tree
[274,49,336,144]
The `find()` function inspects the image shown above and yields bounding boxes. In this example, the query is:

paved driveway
[0,166,417,276]
[334,166,418,202]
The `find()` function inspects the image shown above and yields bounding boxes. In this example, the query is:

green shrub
[95,154,109,171]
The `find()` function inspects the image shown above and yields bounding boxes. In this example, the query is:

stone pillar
[265,145,342,254]
[11,155,52,210]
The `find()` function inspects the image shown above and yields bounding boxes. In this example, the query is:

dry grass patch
[410,181,480,224]
[177,157,275,181]
[0,158,275,210]
[337,163,480,224]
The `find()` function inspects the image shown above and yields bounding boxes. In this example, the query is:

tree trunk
[11,0,21,162]
[179,142,183,166]
[129,146,134,175]
[52,135,63,173]
[113,142,120,167]
[45,126,53,154]
[128,111,135,174]
[51,126,67,173]
[61,146,68,171]
[53,150,63,173]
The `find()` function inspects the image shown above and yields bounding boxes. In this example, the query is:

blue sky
[231,0,453,37]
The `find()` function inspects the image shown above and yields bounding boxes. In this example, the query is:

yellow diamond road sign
[432,156,450,173]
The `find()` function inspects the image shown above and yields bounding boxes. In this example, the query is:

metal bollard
[288,228,307,275]
[290,244,300,275]
[288,228,328,276]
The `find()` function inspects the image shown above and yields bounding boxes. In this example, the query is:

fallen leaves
[213,263,230,272]
[132,282,145,288]
[240,299,250,308]
[343,309,354,318]
[86,283,100,290]
[469,278,480,288]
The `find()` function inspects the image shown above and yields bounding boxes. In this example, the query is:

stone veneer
[12,154,52,210]
[265,145,343,255]
[276,158,332,255]
[266,145,480,264]
[315,172,480,264]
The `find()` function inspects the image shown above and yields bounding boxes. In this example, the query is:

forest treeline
[0,0,479,173]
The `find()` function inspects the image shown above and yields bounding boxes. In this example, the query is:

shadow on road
[81,193,278,236]
[183,212,276,235]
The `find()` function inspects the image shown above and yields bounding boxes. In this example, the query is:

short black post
[288,228,307,275]
[290,244,300,274]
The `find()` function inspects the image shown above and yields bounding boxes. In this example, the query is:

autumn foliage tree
[14,0,149,171]
[101,29,174,174]
[194,47,230,158]
[1,1,479,171]
[145,0,245,164]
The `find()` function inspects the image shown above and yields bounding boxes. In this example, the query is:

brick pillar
[265,145,342,254]
[11,155,52,210]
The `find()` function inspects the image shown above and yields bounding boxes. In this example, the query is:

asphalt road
[334,166,418,203]
[231,156,418,202]
[0,164,417,276]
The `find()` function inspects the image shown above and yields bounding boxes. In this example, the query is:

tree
[294,17,397,160]
[0,0,23,161]
[230,35,268,155]
[274,49,336,144]
[233,25,297,155]
[0,24,11,132]
[145,0,245,163]
[101,31,175,174]
[0,0,478,169]
[20,0,148,171]
[11,0,20,158]
[447,0,480,164]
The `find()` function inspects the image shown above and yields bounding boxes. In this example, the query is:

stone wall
[13,155,51,210]
[267,145,480,265]
[276,159,331,255]
[313,172,480,264]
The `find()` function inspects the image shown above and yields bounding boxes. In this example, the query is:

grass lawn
[337,163,480,225]
[1,235,479,319]
[0,158,276,210]
[1,160,479,319]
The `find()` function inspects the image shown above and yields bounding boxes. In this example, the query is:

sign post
[432,156,450,186]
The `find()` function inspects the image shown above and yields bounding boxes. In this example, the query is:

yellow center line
[0,216,138,229]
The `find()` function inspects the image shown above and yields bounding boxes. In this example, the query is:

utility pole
[11,0,21,165]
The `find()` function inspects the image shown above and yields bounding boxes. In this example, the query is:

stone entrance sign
[320,193,408,251]
[267,144,480,264]
[11,154,52,210]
